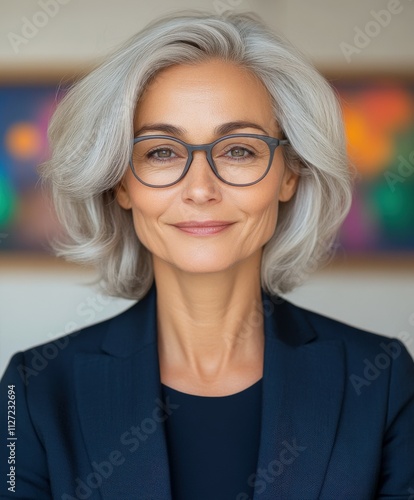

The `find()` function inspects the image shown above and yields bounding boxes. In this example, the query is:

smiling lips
[172,220,234,235]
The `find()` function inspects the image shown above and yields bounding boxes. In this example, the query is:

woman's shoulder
[275,298,414,404]
[4,300,141,388]
[280,297,413,365]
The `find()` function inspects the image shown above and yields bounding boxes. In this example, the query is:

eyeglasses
[129,133,289,188]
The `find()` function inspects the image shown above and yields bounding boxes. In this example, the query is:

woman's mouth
[172,221,234,235]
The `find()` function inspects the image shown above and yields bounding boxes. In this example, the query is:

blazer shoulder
[6,300,140,384]
[281,297,410,356]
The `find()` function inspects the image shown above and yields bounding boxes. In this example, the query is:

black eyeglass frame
[129,133,289,188]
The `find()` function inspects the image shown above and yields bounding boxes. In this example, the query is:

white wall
[1,0,413,73]
[1,262,414,377]
[0,264,133,376]
[1,0,414,375]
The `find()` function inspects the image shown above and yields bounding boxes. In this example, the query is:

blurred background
[1,0,414,376]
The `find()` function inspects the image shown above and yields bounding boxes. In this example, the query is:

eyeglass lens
[131,136,272,186]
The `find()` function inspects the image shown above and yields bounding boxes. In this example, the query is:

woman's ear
[278,167,299,202]
[115,180,132,210]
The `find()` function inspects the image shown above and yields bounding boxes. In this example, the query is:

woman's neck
[153,252,265,390]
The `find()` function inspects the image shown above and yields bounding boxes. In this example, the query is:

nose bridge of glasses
[187,144,216,173]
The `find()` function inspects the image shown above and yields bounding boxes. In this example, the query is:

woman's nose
[181,150,222,203]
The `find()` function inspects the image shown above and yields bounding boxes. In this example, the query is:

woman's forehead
[133,59,279,136]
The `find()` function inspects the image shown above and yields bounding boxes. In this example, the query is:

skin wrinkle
[116,58,298,396]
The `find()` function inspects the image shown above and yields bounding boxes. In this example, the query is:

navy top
[161,378,263,500]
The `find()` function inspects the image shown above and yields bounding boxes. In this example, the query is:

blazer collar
[75,281,344,499]
[252,316,345,499]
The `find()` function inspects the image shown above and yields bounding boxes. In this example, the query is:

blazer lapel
[74,283,345,500]
[252,291,345,499]
[74,284,174,500]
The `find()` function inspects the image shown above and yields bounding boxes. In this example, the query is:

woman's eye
[231,148,245,157]
[226,147,252,158]
[149,148,175,159]
[147,148,177,160]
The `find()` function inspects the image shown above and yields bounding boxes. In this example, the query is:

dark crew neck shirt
[161,378,263,500]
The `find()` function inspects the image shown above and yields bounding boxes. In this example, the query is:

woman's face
[116,58,298,275]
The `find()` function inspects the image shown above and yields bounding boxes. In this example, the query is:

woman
[1,10,413,500]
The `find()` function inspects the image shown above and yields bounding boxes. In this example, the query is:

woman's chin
[172,261,235,275]
[153,254,240,276]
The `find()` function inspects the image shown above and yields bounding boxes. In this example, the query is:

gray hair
[39,10,353,300]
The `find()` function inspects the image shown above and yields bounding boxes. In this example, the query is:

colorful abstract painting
[0,79,413,255]
[334,79,414,253]
[0,85,67,253]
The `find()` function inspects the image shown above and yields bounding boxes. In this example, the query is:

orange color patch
[5,122,42,160]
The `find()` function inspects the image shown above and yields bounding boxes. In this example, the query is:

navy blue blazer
[1,283,414,500]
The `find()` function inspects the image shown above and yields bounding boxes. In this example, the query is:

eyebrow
[134,121,271,138]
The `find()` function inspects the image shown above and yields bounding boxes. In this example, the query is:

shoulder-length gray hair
[39,10,353,300]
